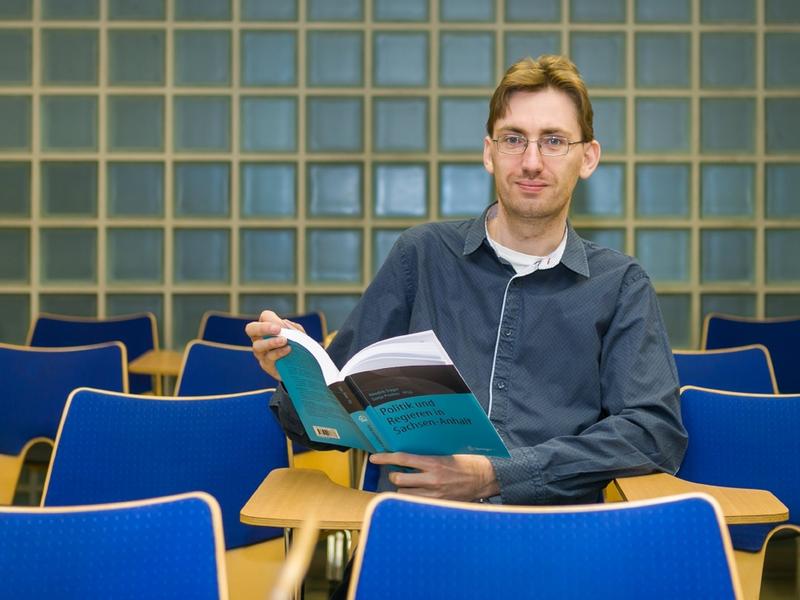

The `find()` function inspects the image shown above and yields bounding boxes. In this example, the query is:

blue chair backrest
[200,310,327,346]
[677,386,800,551]
[0,342,126,456]
[175,340,278,396]
[0,493,225,599]
[704,313,800,393]
[28,312,157,394]
[43,387,290,549]
[351,493,738,599]
[673,345,777,394]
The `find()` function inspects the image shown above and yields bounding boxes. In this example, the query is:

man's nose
[520,140,544,172]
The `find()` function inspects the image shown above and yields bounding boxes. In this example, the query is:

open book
[275,328,509,457]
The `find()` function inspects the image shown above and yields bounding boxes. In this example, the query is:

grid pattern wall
[0,0,799,349]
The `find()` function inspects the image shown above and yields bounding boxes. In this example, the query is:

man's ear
[579,139,601,179]
[482,136,495,175]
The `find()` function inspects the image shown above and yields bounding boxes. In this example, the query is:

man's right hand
[246,310,306,381]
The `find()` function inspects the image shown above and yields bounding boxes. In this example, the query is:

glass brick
[107,228,163,283]
[374,163,428,218]
[574,228,625,253]
[439,32,494,87]
[440,163,492,217]
[571,0,625,22]
[239,294,296,318]
[373,97,428,152]
[636,33,690,88]
[240,96,296,152]
[174,96,230,152]
[40,228,96,283]
[700,33,755,89]
[635,98,690,153]
[307,97,363,152]
[701,229,755,283]
[0,1,31,19]
[373,229,405,275]
[306,294,360,332]
[308,31,363,87]
[636,163,690,218]
[0,294,30,345]
[505,0,560,21]
[42,0,97,19]
[174,0,230,20]
[592,97,625,153]
[439,97,487,152]
[700,0,755,23]
[0,96,30,149]
[373,32,429,87]
[307,229,362,283]
[174,162,230,217]
[106,293,164,345]
[374,0,428,21]
[40,294,96,317]
[635,0,690,22]
[174,229,230,283]
[240,163,296,218]
[108,162,163,218]
[41,161,97,217]
[242,0,297,21]
[570,33,626,88]
[108,95,164,151]
[308,0,362,21]
[174,31,230,86]
[308,163,362,217]
[172,294,229,349]
[636,229,690,282]
[240,228,295,283]
[108,0,165,20]
[702,294,756,319]
[766,294,800,317]
[572,163,625,218]
[241,31,296,87]
[0,228,28,281]
[504,32,560,69]
[657,294,691,348]
[766,99,800,154]
[440,0,493,21]
[42,29,97,85]
[41,95,96,151]
[0,162,30,216]
[766,0,800,22]
[0,29,31,84]
[108,30,165,85]
[701,164,754,218]
[766,164,800,218]
[766,34,800,88]
[767,229,800,282]
[701,98,754,153]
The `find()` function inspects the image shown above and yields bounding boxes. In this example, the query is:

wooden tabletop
[614,473,789,525]
[241,468,376,530]
[129,349,183,377]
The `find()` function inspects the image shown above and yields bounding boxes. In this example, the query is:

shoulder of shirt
[397,218,472,246]
[579,236,650,288]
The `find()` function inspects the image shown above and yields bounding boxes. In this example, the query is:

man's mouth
[516,179,547,193]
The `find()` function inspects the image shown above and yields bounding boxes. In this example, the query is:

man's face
[483,87,601,223]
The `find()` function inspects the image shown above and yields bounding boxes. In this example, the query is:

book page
[340,330,452,377]
[279,327,341,384]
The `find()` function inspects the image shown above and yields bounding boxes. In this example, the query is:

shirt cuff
[489,446,546,505]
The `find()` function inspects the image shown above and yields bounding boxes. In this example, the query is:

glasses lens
[539,135,568,156]
[498,134,527,154]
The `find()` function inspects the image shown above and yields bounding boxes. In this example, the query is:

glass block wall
[0,0,799,349]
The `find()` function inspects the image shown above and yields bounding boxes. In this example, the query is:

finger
[282,319,307,334]
[252,335,288,353]
[369,452,419,467]
[246,320,283,339]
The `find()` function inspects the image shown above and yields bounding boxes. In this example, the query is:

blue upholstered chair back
[703,313,800,393]
[350,493,739,599]
[28,312,158,394]
[43,387,290,549]
[0,342,126,456]
[677,386,800,552]
[175,340,278,397]
[673,345,778,394]
[0,493,226,599]
[199,310,327,346]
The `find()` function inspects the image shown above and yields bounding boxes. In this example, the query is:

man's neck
[486,205,568,256]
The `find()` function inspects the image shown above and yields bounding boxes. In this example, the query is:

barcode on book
[312,425,340,440]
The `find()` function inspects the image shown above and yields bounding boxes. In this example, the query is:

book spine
[330,381,385,453]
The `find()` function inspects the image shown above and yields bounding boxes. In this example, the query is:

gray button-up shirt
[270,204,687,505]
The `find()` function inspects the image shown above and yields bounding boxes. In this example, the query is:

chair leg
[734,548,768,600]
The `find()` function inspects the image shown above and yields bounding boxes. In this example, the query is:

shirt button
[496,381,506,390]
[503,329,512,337]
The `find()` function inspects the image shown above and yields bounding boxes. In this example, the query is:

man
[248,55,687,506]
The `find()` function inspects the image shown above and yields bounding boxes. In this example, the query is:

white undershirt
[485,214,568,275]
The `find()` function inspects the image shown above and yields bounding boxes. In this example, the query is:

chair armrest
[612,472,788,525]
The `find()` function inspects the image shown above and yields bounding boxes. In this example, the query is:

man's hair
[486,55,594,141]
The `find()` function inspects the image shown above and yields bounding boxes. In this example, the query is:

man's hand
[246,310,306,381]
[369,453,500,502]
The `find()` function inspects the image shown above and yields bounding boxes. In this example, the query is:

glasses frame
[491,134,587,157]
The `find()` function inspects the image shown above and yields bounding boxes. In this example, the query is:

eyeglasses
[492,133,586,157]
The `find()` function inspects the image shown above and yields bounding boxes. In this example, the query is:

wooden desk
[614,473,789,525]
[129,349,183,395]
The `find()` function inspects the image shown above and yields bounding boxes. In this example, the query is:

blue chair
[703,313,800,393]
[0,341,127,505]
[673,345,778,394]
[349,492,741,599]
[28,312,158,394]
[199,310,327,346]
[0,492,227,599]
[42,387,291,600]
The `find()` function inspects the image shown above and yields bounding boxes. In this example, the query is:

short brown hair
[486,55,594,141]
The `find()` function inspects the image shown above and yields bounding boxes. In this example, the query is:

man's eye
[543,136,565,146]
[503,135,525,145]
